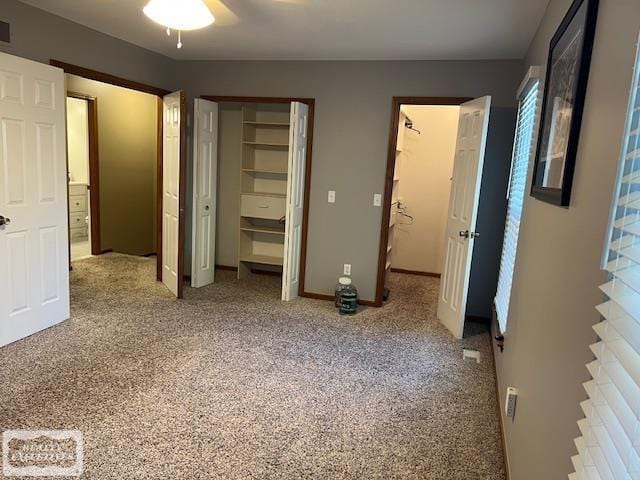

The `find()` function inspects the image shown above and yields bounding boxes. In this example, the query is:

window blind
[494,78,540,333]
[570,37,640,480]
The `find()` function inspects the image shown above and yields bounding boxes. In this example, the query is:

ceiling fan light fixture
[143,0,215,31]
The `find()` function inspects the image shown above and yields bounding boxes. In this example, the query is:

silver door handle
[0,215,10,226]
[459,230,469,239]
[470,231,480,239]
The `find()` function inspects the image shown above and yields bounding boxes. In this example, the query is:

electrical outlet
[328,190,336,203]
[505,387,518,419]
[343,264,351,275]
[373,193,382,207]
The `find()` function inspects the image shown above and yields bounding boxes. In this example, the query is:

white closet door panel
[282,102,308,301]
[191,98,218,288]
[162,91,182,297]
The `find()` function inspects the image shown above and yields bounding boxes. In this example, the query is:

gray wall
[179,60,522,301]
[0,0,177,92]
[1,0,522,303]
[493,0,640,478]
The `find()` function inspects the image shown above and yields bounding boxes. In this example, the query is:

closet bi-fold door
[437,96,491,338]
[162,91,186,298]
[191,99,218,288]
[282,102,308,301]
[0,52,69,347]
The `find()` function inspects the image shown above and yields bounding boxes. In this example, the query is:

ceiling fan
[144,0,308,49]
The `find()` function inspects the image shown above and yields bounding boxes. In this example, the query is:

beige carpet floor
[0,253,505,479]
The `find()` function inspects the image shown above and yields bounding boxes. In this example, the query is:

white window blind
[494,74,540,333]
[570,36,640,480]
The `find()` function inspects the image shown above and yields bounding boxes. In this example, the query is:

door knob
[204,205,210,211]
[0,215,10,226]
[459,230,470,239]
[470,231,480,239]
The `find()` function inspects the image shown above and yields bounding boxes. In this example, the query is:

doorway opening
[376,96,492,338]
[386,105,461,279]
[192,96,315,301]
[54,60,187,299]
[64,76,159,268]
[66,94,98,261]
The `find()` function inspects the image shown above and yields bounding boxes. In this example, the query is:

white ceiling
[20,0,549,61]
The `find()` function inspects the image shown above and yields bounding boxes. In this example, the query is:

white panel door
[191,98,218,288]
[437,96,491,339]
[282,102,308,301]
[162,91,182,297]
[0,52,69,347]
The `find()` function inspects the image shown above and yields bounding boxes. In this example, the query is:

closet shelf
[244,121,290,128]
[241,191,286,198]
[385,259,392,270]
[243,141,289,148]
[242,168,288,175]
[239,253,284,266]
[240,225,285,235]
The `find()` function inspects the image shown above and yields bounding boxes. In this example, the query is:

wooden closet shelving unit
[238,104,291,278]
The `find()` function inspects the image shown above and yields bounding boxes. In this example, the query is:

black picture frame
[530,0,599,206]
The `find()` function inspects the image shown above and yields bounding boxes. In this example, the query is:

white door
[282,102,308,301]
[191,98,218,288]
[0,52,69,347]
[162,91,183,297]
[437,96,491,339]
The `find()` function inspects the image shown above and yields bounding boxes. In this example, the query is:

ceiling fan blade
[204,0,240,26]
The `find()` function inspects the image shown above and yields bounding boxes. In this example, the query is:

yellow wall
[391,105,459,274]
[66,74,158,256]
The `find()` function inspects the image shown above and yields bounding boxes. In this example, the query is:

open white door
[162,91,184,297]
[282,102,308,301]
[0,52,69,347]
[191,98,218,288]
[437,96,491,339]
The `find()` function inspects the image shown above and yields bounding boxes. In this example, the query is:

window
[570,36,640,479]
[494,69,541,333]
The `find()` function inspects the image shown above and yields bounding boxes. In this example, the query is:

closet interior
[205,99,310,301]
[238,103,291,277]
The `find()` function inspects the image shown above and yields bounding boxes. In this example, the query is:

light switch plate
[328,190,336,203]
[343,264,351,275]
[373,193,382,207]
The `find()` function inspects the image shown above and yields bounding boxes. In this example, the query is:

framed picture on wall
[530,0,599,206]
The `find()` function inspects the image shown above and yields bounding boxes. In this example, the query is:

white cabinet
[68,182,88,241]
